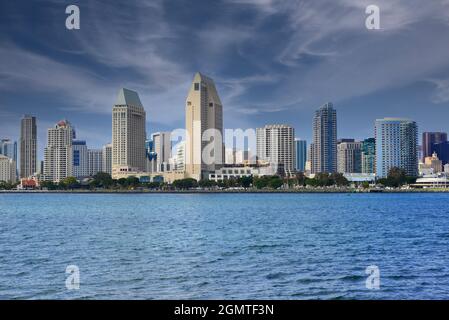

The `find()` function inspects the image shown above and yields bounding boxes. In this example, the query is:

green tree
[172,178,198,190]
[60,177,78,190]
[268,176,283,189]
[331,173,349,187]
[238,176,253,189]
[92,172,113,189]
[295,172,306,186]
[386,167,407,188]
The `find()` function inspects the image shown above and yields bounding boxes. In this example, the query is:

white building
[112,88,146,178]
[152,132,172,172]
[209,164,277,182]
[256,124,295,175]
[88,149,103,176]
[375,118,418,178]
[43,120,74,182]
[102,143,112,176]
[172,141,186,171]
[0,155,17,183]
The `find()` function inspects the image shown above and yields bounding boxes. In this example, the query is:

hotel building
[19,115,37,178]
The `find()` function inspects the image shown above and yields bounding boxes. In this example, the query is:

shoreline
[1,188,449,194]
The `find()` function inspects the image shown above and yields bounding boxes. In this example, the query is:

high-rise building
[174,141,186,171]
[432,141,449,166]
[256,125,295,175]
[424,152,443,174]
[0,139,17,164]
[152,132,172,172]
[337,140,362,173]
[20,115,37,178]
[112,88,146,178]
[43,120,74,182]
[72,140,88,178]
[0,155,17,183]
[88,149,103,176]
[375,118,418,178]
[422,132,447,161]
[102,143,112,176]
[310,103,337,174]
[294,139,307,172]
[185,72,224,180]
[361,138,376,174]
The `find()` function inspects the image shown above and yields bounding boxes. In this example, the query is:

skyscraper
[294,139,307,172]
[102,143,112,175]
[185,72,223,180]
[72,140,88,178]
[311,103,337,174]
[433,141,449,166]
[422,132,447,161]
[152,132,172,172]
[88,149,103,176]
[375,118,418,178]
[256,125,295,174]
[337,140,362,174]
[20,115,37,178]
[361,138,376,174]
[112,88,146,178]
[43,120,74,182]
[0,139,17,164]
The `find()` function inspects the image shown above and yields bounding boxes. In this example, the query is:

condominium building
[173,141,186,171]
[361,138,376,174]
[43,120,74,182]
[375,118,418,178]
[19,115,37,178]
[112,88,146,178]
[0,155,17,183]
[0,139,17,165]
[102,143,112,175]
[256,124,295,175]
[294,139,307,172]
[422,132,447,161]
[152,132,172,172]
[88,149,103,176]
[337,140,362,174]
[72,140,88,178]
[185,72,224,180]
[310,103,337,174]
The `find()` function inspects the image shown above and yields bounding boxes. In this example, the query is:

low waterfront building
[412,174,449,188]
[208,164,277,182]
[343,173,376,183]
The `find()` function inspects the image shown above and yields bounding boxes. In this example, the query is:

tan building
[185,73,224,180]
[0,155,17,183]
[43,120,74,182]
[337,140,362,174]
[112,88,147,178]
[424,152,443,174]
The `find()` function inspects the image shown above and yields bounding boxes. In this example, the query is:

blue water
[1,193,449,300]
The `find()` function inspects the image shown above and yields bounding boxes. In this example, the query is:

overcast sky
[2,0,449,160]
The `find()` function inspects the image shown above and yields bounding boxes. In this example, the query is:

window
[194,83,200,91]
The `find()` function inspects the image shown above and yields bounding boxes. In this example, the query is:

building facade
[0,139,17,167]
[152,132,172,172]
[112,88,146,178]
[310,103,337,174]
[337,140,362,174]
[72,140,88,178]
[185,73,224,180]
[102,143,112,176]
[256,125,295,175]
[43,120,74,182]
[375,118,418,178]
[0,155,16,183]
[422,132,447,161]
[20,115,37,178]
[361,138,376,174]
[294,139,307,172]
[88,149,103,176]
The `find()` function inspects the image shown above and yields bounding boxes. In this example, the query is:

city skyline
[2,1,449,155]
